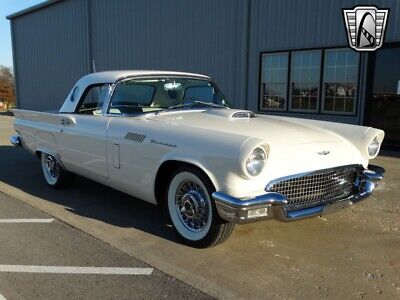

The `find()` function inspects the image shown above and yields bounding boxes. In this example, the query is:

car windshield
[107,77,229,115]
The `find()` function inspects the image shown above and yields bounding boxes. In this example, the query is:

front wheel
[167,167,234,248]
[40,152,74,188]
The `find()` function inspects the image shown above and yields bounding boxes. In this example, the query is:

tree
[0,66,16,107]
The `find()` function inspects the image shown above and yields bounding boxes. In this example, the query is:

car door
[104,80,163,203]
[58,84,112,179]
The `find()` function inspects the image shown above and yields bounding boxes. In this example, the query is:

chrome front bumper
[212,168,383,224]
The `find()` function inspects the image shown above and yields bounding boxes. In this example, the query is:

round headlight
[368,136,381,157]
[246,147,267,176]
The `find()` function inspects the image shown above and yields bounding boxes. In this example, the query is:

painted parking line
[0,265,153,275]
[0,292,6,300]
[0,219,54,223]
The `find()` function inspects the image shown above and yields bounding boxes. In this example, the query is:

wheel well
[154,160,214,206]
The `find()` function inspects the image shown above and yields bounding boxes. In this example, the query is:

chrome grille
[267,166,359,212]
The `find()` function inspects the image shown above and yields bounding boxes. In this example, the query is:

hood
[147,109,344,147]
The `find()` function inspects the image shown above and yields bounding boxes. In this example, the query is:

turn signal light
[247,207,268,219]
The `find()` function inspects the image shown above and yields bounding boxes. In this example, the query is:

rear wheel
[166,166,234,248]
[40,152,74,188]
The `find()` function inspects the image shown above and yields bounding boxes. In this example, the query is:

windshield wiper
[159,100,227,114]
[164,100,227,111]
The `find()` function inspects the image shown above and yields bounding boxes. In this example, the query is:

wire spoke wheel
[40,152,74,189]
[167,167,235,247]
[175,180,210,232]
[41,153,60,185]
[44,154,59,180]
[168,171,213,242]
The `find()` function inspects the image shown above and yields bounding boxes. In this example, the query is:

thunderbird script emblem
[343,6,389,51]
[317,151,330,156]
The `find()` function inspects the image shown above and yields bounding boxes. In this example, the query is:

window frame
[74,83,112,115]
[109,82,156,108]
[321,48,360,116]
[288,49,322,113]
[258,46,361,116]
[103,76,229,117]
[259,51,289,112]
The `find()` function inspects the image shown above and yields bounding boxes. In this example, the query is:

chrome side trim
[213,167,383,224]
[10,135,22,147]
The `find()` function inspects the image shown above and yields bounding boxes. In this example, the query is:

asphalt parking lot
[0,114,399,299]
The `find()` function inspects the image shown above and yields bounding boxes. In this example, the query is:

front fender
[159,152,221,191]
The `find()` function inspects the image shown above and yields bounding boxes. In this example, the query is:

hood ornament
[317,151,330,156]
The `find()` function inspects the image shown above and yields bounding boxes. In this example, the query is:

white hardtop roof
[60,70,212,113]
[79,70,211,85]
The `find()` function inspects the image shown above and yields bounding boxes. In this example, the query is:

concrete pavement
[0,191,210,299]
[0,114,399,299]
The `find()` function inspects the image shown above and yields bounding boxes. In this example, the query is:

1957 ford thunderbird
[11,70,384,247]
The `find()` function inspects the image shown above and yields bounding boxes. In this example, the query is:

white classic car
[11,70,384,247]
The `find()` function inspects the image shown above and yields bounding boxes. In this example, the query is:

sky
[0,0,44,68]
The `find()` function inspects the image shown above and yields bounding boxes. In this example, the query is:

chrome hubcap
[175,181,210,232]
[45,154,59,180]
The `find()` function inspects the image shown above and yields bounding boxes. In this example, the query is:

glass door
[366,46,400,149]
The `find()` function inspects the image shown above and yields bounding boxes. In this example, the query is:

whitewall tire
[40,152,74,188]
[166,166,234,248]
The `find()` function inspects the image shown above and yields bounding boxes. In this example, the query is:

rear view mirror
[164,82,182,91]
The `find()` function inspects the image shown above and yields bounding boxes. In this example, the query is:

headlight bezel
[245,146,268,177]
[367,135,381,158]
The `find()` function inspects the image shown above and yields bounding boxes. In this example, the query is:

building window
[289,50,321,112]
[259,47,360,116]
[260,52,288,110]
[322,49,359,114]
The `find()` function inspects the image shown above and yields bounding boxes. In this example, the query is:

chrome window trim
[103,76,225,117]
[101,83,117,116]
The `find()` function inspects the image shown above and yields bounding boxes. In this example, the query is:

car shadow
[0,145,181,244]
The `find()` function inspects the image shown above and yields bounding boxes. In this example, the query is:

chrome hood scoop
[206,109,257,119]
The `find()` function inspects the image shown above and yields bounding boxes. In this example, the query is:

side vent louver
[125,132,146,143]
[231,111,257,119]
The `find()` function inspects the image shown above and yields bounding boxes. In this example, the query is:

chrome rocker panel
[213,168,383,224]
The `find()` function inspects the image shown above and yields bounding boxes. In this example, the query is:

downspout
[10,20,19,109]
[243,0,252,110]
[86,0,93,73]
